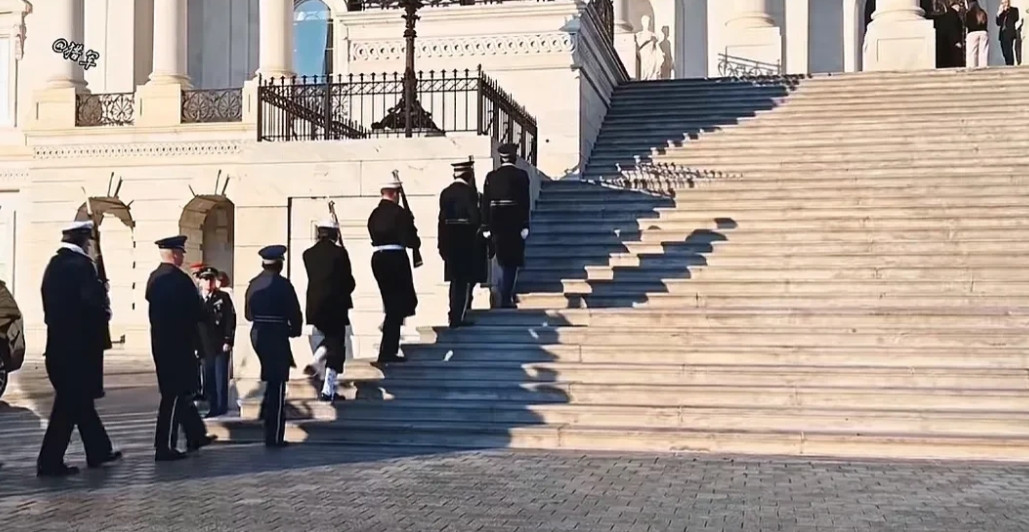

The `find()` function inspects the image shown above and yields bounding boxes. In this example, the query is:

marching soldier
[37,221,122,477]
[245,245,303,448]
[368,175,420,363]
[438,160,483,328]
[303,220,356,402]
[146,235,216,462]
[197,266,236,418]
[481,143,531,308]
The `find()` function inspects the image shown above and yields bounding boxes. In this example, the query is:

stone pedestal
[722,0,783,75]
[862,0,935,72]
[134,83,184,126]
[27,87,80,130]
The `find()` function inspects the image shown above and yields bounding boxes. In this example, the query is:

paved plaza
[3,361,1029,532]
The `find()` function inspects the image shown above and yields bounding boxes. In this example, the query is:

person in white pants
[966,0,991,67]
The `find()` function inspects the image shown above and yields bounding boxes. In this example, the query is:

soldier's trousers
[38,392,112,468]
[498,265,519,307]
[154,393,206,452]
[378,314,404,361]
[262,379,287,446]
[448,279,473,324]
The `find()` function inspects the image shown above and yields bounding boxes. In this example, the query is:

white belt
[372,245,405,252]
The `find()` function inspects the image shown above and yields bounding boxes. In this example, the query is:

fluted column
[863,0,934,71]
[613,0,632,32]
[148,0,190,86]
[258,0,294,79]
[843,0,862,72]
[726,0,775,29]
[43,0,86,90]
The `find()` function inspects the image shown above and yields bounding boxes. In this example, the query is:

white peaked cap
[315,219,339,229]
[380,174,403,189]
[62,220,94,232]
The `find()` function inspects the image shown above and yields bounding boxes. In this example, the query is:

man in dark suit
[302,220,355,402]
[936,0,966,68]
[481,143,531,308]
[36,220,122,477]
[245,245,303,447]
[146,235,216,462]
[439,160,484,327]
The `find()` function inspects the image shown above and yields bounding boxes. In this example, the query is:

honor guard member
[303,220,356,402]
[197,267,237,418]
[245,245,303,448]
[481,143,531,308]
[37,220,122,477]
[438,160,483,328]
[368,175,420,363]
[146,235,216,462]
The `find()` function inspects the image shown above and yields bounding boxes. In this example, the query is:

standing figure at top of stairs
[482,143,532,309]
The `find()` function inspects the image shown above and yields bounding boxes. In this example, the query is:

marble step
[532,215,1029,234]
[534,194,1029,212]
[525,237,1029,255]
[605,98,1029,120]
[528,226,1029,244]
[532,205,1029,223]
[206,418,1029,461]
[576,165,1029,183]
[537,183,1029,202]
[513,292,1029,310]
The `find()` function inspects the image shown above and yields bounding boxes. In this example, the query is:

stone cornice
[339,1,581,27]
[352,32,576,62]
[33,141,244,160]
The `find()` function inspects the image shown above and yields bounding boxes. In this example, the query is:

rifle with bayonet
[393,170,424,269]
[327,200,343,247]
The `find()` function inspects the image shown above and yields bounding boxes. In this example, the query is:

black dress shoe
[37,464,80,477]
[87,450,123,468]
[375,356,407,364]
[318,393,344,403]
[265,441,290,449]
[187,434,218,452]
[303,364,319,377]
[154,450,188,462]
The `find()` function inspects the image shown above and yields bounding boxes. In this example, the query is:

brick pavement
[2,442,1029,532]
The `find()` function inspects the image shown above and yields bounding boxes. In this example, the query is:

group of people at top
[32,141,531,476]
[934,0,1022,68]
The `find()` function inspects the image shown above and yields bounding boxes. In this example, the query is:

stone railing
[181,88,244,124]
[75,93,135,127]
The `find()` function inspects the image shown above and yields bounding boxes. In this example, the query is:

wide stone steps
[528,227,1029,245]
[514,292,1029,310]
[538,183,1029,202]
[581,166,1029,185]
[536,215,1029,233]
[535,194,1029,213]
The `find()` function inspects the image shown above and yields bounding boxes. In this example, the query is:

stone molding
[0,167,27,182]
[33,141,244,160]
[351,32,575,62]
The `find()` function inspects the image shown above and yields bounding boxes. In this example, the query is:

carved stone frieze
[351,32,575,62]
[33,141,244,160]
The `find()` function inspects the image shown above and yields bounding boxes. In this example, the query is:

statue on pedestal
[636,15,665,81]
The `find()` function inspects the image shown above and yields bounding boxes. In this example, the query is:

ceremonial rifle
[81,189,113,351]
[394,170,424,269]
[327,200,343,247]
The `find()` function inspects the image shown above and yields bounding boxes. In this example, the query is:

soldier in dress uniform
[197,266,236,418]
[302,220,356,402]
[146,235,216,462]
[481,143,531,308]
[244,245,303,448]
[36,220,122,477]
[438,160,484,328]
[368,175,420,363]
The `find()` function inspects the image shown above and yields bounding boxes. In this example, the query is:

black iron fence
[587,0,614,46]
[257,67,538,164]
[182,88,243,123]
[75,93,135,127]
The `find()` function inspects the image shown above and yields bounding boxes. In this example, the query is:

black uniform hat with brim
[259,244,287,264]
[497,143,518,159]
[155,235,188,251]
[452,160,474,178]
[197,266,219,280]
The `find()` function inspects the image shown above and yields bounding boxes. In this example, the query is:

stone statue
[636,15,665,81]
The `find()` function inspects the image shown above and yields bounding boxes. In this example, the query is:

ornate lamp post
[400,0,423,138]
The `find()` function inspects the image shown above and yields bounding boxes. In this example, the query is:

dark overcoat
[146,263,204,396]
[245,270,303,382]
[438,179,486,282]
[481,164,531,268]
[41,247,108,398]
[368,199,420,318]
[302,238,355,336]
[198,290,236,359]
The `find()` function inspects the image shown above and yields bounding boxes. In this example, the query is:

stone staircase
[221,67,1029,461]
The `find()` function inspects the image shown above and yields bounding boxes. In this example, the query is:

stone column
[784,0,809,74]
[721,0,782,75]
[45,0,87,90]
[148,0,190,86]
[862,0,935,71]
[26,0,85,130]
[136,0,190,126]
[842,0,862,72]
[257,0,295,79]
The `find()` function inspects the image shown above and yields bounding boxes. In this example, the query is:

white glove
[482,231,491,239]
[520,228,529,240]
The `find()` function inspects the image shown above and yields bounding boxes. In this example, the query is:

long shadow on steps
[585,75,805,181]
